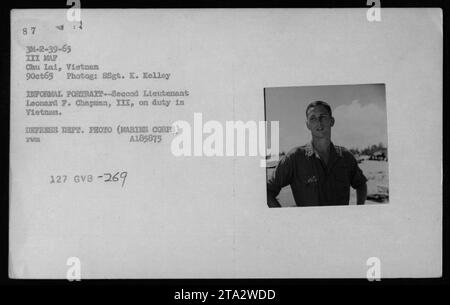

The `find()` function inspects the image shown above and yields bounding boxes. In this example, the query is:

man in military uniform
[267,101,367,207]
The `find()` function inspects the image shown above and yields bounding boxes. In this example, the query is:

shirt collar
[304,141,343,158]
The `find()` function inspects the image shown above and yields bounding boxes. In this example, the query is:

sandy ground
[266,160,389,207]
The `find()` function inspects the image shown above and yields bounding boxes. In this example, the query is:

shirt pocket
[299,174,319,205]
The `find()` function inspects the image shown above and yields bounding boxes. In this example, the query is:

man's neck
[312,137,331,154]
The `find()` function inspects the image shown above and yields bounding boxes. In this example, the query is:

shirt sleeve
[267,152,295,198]
[348,153,367,189]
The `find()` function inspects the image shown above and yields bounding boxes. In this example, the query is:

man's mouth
[316,127,324,131]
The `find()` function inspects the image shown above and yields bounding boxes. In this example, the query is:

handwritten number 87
[22,27,36,35]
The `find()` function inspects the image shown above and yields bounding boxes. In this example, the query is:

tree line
[348,142,387,156]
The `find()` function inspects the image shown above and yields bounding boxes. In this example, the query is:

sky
[265,83,387,153]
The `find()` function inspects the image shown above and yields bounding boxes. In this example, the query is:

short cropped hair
[305,101,332,117]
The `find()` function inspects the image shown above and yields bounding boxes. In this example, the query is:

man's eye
[309,115,329,123]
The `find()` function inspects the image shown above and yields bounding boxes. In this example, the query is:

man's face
[306,105,334,139]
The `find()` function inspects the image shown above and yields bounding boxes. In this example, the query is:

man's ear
[306,120,311,130]
[330,116,335,127]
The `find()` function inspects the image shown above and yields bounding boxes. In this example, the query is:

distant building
[371,149,388,161]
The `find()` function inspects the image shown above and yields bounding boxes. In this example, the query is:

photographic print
[265,84,388,207]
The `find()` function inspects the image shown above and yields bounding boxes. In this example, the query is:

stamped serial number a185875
[50,171,128,187]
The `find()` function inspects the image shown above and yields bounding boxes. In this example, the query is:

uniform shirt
[267,142,367,206]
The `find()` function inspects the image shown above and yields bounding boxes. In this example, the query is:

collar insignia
[304,142,344,158]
